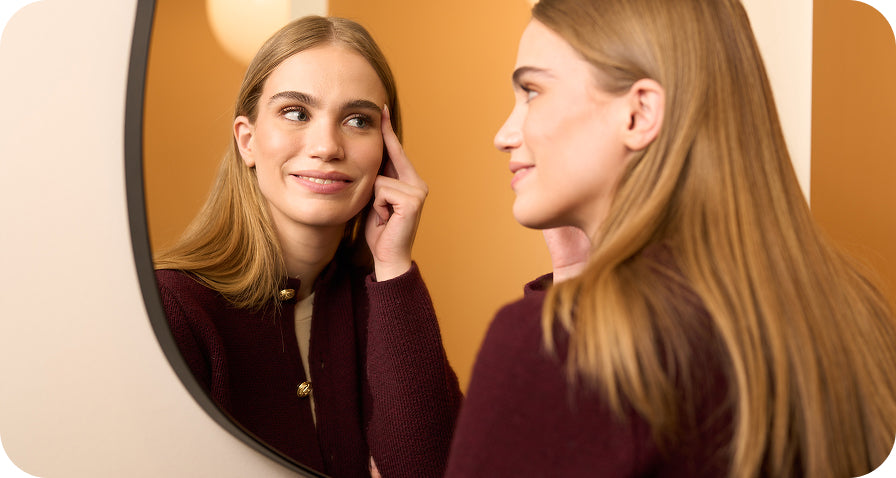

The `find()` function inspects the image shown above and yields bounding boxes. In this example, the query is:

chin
[512,201,580,231]
[293,203,367,227]
[512,207,554,231]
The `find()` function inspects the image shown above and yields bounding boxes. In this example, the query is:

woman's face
[495,20,632,237]
[235,44,388,236]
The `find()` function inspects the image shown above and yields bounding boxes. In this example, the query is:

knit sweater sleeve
[363,262,462,478]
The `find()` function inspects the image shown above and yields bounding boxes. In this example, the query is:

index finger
[381,105,420,183]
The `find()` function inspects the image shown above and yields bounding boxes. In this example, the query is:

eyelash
[280,107,372,129]
[281,106,308,122]
[520,85,539,102]
[345,114,372,129]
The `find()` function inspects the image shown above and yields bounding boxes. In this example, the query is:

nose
[306,121,344,161]
[494,107,522,152]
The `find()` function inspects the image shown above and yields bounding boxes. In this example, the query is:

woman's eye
[346,116,370,129]
[525,89,539,102]
[283,108,308,122]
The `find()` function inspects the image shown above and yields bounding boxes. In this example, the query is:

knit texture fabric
[156,260,461,478]
[446,252,733,477]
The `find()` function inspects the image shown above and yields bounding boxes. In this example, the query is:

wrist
[373,259,413,282]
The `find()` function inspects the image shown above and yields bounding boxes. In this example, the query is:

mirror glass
[135,0,545,474]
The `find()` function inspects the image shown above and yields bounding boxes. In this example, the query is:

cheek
[349,137,385,177]
[521,102,564,152]
[254,129,292,160]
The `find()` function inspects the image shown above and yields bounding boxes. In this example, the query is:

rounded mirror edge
[123,1,325,475]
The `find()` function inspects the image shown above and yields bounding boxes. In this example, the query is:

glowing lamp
[207,0,328,65]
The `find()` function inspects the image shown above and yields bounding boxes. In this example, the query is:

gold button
[278,289,295,301]
[296,381,312,398]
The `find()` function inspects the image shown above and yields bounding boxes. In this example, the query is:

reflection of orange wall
[144,1,246,250]
[328,1,551,389]
[328,0,549,390]
[812,1,896,304]
[144,0,550,390]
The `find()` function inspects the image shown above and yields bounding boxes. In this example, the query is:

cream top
[294,292,316,425]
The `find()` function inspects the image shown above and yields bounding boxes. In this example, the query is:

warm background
[144,0,893,394]
[144,0,551,392]
[812,0,896,303]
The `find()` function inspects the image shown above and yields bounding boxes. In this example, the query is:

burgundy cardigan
[156,260,461,478]
[446,261,734,476]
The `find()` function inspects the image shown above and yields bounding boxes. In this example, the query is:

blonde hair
[154,16,402,309]
[535,0,896,476]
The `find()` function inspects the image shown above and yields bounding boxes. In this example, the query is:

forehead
[515,19,592,77]
[262,44,388,104]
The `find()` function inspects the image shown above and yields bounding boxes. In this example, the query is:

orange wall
[811,0,896,303]
[144,0,244,249]
[144,0,551,390]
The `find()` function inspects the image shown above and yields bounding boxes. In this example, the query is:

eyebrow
[343,99,382,113]
[512,66,553,86]
[268,91,382,113]
[269,90,317,107]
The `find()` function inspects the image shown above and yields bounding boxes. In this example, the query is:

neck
[276,221,346,300]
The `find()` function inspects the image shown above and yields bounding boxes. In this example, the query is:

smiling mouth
[509,165,534,190]
[295,175,349,185]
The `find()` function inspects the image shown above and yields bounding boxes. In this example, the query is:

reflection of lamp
[207,0,328,65]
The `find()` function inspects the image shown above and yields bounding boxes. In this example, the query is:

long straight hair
[153,16,402,309]
[535,0,896,476]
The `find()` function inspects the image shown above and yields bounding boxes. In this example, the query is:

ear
[233,115,256,167]
[621,78,664,152]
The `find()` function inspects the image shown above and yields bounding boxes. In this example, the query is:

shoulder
[155,269,216,297]
[477,289,551,372]
[154,269,225,317]
[464,290,558,417]
[155,269,202,290]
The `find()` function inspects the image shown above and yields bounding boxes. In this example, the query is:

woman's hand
[365,105,428,281]
[369,456,382,478]
[542,226,591,283]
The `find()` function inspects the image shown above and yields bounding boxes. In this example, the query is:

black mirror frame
[124,1,325,475]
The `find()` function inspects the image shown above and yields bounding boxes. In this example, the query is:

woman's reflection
[152,16,461,477]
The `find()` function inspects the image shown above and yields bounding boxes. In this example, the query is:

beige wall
[742,0,814,197]
[0,1,301,476]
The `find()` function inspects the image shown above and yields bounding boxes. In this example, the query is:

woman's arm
[363,264,462,478]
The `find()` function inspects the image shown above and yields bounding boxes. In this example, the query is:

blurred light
[206,0,328,65]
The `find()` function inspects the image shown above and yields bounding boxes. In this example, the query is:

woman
[154,16,461,478]
[447,0,896,477]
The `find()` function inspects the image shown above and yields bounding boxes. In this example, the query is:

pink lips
[509,161,534,190]
[290,170,353,194]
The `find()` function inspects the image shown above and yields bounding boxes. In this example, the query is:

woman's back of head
[535,1,896,476]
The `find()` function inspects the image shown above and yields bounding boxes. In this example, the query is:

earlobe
[623,79,664,151]
[233,116,256,167]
